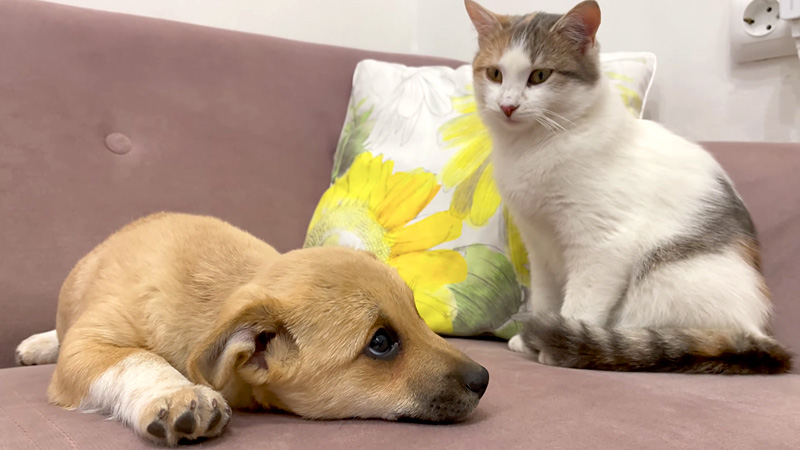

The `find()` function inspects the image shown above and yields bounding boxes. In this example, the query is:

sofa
[2,1,799,448]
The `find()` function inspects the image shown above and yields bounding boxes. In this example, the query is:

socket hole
[767,7,772,13]
[766,25,772,30]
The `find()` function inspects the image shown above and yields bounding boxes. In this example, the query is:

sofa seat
[2,339,799,449]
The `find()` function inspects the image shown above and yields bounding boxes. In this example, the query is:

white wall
[43,0,418,54]
[44,0,800,142]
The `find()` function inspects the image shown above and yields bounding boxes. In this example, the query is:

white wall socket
[731,0,796,63]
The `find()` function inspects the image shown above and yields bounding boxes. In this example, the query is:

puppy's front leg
[50,337,231,446]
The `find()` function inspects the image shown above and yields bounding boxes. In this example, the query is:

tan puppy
[15,213,489,446]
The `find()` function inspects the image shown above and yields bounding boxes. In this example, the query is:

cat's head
[465,0,602,133]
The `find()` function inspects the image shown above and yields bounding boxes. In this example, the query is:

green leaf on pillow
[448,244,525,336]
[332,98,374,183]
[494,319,523,340]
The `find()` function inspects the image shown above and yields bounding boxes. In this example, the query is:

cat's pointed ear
[553,1,601,53]
[465,0,502,40]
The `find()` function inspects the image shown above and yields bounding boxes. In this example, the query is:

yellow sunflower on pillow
[438,86,501,228]
[305,152,467,333]
[438,87,530,285]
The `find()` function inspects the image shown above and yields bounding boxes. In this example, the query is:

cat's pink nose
[501,104,518,117]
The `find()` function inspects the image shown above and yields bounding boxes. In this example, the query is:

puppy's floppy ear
[187,285,284,390]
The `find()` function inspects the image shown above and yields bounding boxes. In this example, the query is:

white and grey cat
[465,0,791,373]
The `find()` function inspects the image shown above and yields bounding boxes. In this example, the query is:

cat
[464,0,792,374]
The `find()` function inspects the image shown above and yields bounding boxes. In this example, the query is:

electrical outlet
[743,0,781,36]
[731,0,796,62]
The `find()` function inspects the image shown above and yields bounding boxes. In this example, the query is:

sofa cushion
[2,339,798,449]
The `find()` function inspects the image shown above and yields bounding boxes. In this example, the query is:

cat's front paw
[508,334,536,355]
[137,385,231,446]
[537,350,557,367]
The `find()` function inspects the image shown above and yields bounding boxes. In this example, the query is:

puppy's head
[187,247,488,422]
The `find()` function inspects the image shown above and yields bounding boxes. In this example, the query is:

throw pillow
[304,53,657,339]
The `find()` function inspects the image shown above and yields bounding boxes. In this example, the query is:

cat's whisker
[539,115,566,134]
[533,117,549,133]
[534,117,557,136]
[546,117,566,133]
[549,114,574,128]
[541,109,573,124]
[541,109,574,130]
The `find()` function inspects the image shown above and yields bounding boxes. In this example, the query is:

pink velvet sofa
[1,1,799,448]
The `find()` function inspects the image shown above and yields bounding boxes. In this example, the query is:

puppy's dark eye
[364,328,400,360]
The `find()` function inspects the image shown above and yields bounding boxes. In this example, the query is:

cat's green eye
[528,69,552,86]
[486,67,502,83]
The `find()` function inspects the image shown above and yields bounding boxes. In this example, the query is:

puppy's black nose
[461,364,490,397]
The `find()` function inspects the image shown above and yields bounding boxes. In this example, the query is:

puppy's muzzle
[410,361,489,423]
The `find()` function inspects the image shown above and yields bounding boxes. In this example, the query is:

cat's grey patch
[509,13,600,85]
[510,13,560,47]
[606,176,758,326]
[631,175,757,285]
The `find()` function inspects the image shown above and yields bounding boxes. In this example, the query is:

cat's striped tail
[520,314,792,374]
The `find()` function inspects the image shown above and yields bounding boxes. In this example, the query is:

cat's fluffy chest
[489,119,724,252]
[490,134,620,238]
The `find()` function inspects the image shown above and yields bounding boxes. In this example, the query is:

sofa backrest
[2,1,798,371]
[0,0,460,367]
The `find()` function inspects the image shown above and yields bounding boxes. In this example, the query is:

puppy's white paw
[15,330,59,366]
[137,385,231,446]
[508,334,535,355]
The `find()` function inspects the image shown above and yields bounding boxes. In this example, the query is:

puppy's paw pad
[146,420,167,439]
[174,410,197,435]
[207,402,225,430]
[140,386,230,445]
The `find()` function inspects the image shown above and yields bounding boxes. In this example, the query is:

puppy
[15,212,489,446]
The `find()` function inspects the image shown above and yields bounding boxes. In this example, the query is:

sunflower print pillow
[304,55,657,339]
